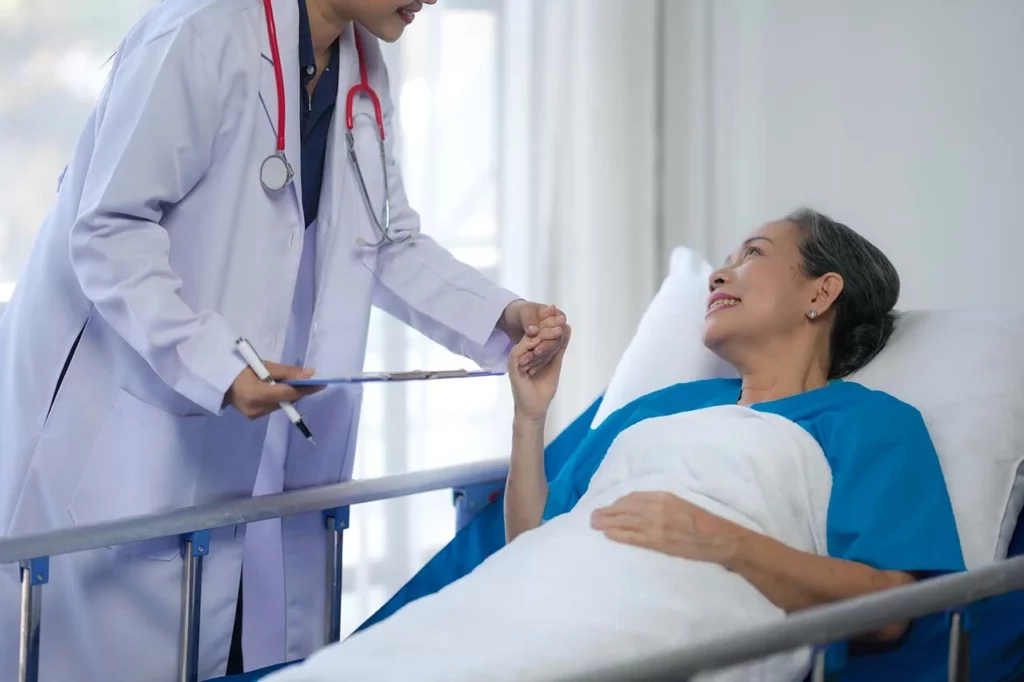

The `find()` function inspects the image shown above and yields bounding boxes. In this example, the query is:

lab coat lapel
[258,0,304,222]
[312,23,359,307]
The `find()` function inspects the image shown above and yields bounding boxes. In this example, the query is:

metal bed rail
[5,453,1023,682]
[558,554,1024,682]
[0,458,510,682]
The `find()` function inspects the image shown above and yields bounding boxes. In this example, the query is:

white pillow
[848,309,1024,567]
[589,247,736,428]
[593,246,1024,568]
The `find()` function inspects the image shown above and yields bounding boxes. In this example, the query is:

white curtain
[518,0,664,433]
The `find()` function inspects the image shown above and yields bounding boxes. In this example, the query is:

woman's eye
[743,246,761,257]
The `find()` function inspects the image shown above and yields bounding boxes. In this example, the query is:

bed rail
[6,455,1023,682]
[0,458,509,682]
[559,554,1024,682]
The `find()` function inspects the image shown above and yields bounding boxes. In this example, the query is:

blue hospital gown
[543,378,965,575]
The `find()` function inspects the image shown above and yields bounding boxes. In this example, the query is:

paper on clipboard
[283,369,506,386]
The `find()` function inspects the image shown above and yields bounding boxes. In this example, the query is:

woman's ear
[811,273,844,314]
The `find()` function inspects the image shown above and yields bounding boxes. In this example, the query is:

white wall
[661,0,1024,310]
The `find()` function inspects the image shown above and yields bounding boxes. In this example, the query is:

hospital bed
[3,247,1024,681]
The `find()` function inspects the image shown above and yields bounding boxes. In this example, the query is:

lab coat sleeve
[366,60,522,372]
[68,25,245,414]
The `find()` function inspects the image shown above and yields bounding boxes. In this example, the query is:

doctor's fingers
[264,361,316,381]
[535,305,566,324]
[263,363,323,398]
[518,325,563,351]
[536,311,567,332]
[520,336,567,371]
[516,327,565,367]
[525,328,571,374]
[523,308,565,336]
[236,384,322,419]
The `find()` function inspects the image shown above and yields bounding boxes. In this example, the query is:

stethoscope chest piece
[260,152,294,193]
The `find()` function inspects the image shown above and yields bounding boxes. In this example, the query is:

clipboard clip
[380,369,474,381]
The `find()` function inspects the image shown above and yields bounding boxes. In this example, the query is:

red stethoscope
[259,0,411,246]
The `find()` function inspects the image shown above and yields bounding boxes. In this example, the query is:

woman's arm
[504,416,548,542]
[591,492,915,642]
[723,531,915,641]
[503,318,571,543]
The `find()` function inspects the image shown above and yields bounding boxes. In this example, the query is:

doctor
[0,0,567,680]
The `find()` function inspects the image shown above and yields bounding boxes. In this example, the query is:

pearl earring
[806,310,818,319]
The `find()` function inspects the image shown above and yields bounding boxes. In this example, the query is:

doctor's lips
[706,292,741,315]
[396,3,421,24]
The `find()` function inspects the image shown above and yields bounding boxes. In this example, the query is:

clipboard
[282,369,505,386]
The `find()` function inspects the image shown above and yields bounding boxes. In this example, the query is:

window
[1,1,142,302]
[345,0,521,635]
[1,0,530,640]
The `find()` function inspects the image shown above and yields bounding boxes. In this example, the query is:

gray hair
[786,208,900,379]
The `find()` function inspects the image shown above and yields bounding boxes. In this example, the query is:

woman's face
[345,0,436,42]
[702,220,825,354]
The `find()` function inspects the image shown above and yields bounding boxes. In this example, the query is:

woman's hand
[593,491,915,642]
[590,491,748,565]
[508,318,571,423]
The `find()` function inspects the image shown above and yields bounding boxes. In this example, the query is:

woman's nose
[708,270,730,291]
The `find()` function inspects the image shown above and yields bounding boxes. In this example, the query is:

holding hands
[506,303,570,423]
[499,300,569,373]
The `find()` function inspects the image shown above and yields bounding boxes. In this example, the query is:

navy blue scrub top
[297,0,340,227]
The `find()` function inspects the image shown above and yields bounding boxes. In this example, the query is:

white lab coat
[0,1,519,680]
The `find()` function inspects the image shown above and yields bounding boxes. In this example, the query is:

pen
[235,338,316,447]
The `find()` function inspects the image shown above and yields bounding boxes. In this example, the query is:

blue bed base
[215,397,1024,682]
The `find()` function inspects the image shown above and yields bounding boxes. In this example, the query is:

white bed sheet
[267,406,831,682]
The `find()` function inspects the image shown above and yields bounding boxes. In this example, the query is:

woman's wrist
[719,526,761,573]
[512,411,547,432]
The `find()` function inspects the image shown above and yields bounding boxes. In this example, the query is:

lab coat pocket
[68,389,208,561]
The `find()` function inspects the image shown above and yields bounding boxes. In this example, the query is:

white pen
[235,338,316,446]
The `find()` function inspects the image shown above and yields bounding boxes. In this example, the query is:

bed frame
[2,434,1022,682]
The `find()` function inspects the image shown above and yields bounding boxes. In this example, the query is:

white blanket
[268,406,833,682]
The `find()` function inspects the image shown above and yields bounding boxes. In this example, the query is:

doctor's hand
[499,301,568,373]
[591,492,749,566]
[508,324,571,422]
[225,363,324,420]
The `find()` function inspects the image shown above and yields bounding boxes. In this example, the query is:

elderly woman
[268,209,964,681]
